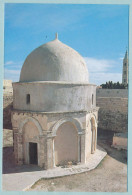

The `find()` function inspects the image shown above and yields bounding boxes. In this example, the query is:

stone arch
[87,113,97,128]
[52,117,83,167]
[19,117,43,166]
[54,121,78,166]
[52,117,83,137]
[19,117,43,135]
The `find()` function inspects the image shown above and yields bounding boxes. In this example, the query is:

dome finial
[55,32,58,39]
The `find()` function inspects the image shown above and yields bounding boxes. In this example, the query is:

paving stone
[3,146,107,191]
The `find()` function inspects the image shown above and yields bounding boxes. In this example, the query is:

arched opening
[26,94,30,104]
[91,117,96,154]
[92,94,94,105]
[54,121,78,166]
[23,121,39,165]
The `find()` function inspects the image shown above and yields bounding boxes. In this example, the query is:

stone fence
[96,88,128,98]
[96,89,128,133]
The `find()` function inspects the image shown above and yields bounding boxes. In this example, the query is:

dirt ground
[3,129,127,192]
[28,129,127,192]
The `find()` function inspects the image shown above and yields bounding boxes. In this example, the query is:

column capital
[39,135,45,138]
[47,135,54,139]
[13,127,18,130]
[81,129,86,135]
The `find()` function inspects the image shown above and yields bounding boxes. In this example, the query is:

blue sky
[4,3,129,85]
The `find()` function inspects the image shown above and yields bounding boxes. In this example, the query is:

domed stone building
[11,34,99,169]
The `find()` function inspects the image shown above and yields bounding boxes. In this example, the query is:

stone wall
[3,80,12,87]
[3,80,13,95]
[3,95,13,129]
[96,89,128,133]
[96,88,128,98]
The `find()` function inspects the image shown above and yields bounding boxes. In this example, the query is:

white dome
[20,37,89,82]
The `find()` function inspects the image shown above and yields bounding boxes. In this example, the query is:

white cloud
[84,57,122,85]
[90,72,122,85]
[119,53,125,61]
[4,61,14,65]
[4,57,122,85]
[4,68,20,82]
[84,57,115,72]
[4,61,23,67]
[119,57,124,60]
[4,60,22,81]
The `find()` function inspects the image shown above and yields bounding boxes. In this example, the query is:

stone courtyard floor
[2,129,127,192]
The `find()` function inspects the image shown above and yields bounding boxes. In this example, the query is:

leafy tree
[100,81,128,89]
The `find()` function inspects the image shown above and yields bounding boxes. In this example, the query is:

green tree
[100,81,128,89]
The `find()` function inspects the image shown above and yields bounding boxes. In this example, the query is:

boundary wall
[96,89,128,133]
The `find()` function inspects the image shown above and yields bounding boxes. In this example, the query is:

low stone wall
[97,89,128,133]
[3,95,13,129]
[96,89,128,98]
[112,133,127,150]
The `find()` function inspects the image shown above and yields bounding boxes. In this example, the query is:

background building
[122,50,128,85]
[97,50,128,133]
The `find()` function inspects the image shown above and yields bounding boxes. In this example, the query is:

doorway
[29,142,38,165]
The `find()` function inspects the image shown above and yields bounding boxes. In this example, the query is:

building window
[124,63,126,66]
[124,71,126,74]
[124,79,126,83]
[26,94,30,104]
[92,94,94,105]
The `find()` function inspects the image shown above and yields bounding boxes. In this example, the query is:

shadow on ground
[3,147,43,174]
[3,128,127,174]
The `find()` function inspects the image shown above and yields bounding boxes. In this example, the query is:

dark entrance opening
[29,142,38,165]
